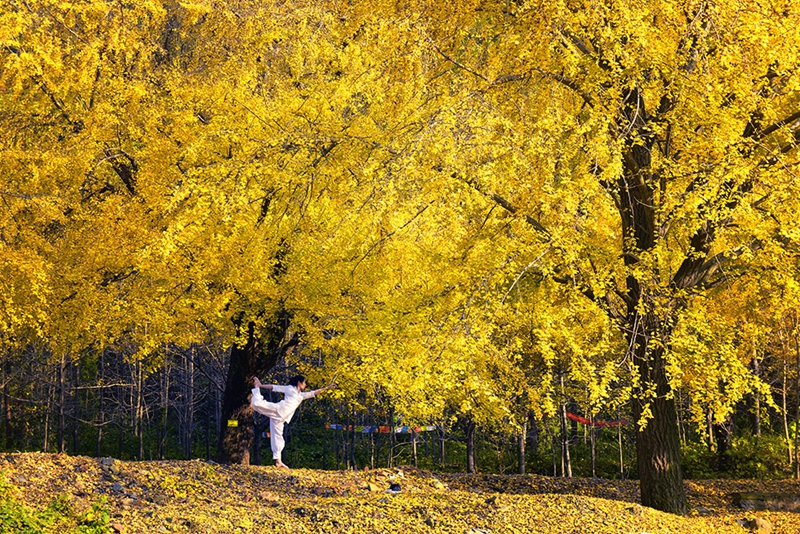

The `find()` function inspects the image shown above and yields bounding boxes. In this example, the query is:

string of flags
[565,412,628,427]
[325,424,438,434]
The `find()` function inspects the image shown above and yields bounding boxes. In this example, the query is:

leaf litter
[1,452,797,533]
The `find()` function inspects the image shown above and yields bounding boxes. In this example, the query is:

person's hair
[288,375,306,387]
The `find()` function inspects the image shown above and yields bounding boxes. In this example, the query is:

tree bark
[465,419,476,474]
[631,331,687,513]
[216,322,260,465]
[615,89,688,512]
[216,314,286,464]
[58,352,66,453]
[753,353,761,437]
[559,400,572,478]
[518,419,527,475]
[3,354,11,450]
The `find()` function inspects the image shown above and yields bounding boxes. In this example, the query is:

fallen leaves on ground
[1,452,796,533]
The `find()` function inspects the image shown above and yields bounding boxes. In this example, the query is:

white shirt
[268,384,317,423]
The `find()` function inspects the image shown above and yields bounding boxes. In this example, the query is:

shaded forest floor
[1,452,798,533]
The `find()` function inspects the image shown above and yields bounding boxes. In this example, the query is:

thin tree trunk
[794,319,800,479]
[72,360,80,454]
[185,347,194,459]
[44,382,52,452]
[518,419,527,475]
[618,408,625,479]
[136,358,144,461]
[559,404,572,477]
[783,358,792,466]
[753,352,761,437]
[559,375,572,478]
[590,416,597,478]
[96,350,105,457]
[412,430,418,468]
[3,353,11,450]
[439,424,446,466]
[58,352,66,453]
[159,366,169,460]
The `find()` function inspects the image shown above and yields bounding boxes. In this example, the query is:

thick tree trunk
[615,90,689,512]
[631,334,687,513]
[216,314,286,464]
[216,322,261,465]
[465,419,476,474]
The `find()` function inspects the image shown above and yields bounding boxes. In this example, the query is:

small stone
[628,504,645,516]
[112,482,123,493]
[259,491,280,503]
[743,517,773,534]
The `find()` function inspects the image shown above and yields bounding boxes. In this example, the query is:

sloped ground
[1,452,796,533]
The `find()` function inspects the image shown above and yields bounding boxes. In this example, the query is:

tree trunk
[753,353,761,437]
[795,320,800,479]
[216,322,260,465]
[72,360,80,454]
[159,366,169,460]
[440,424,446,466]
[3,354,11,450]
[559,401,572,478]
[631,336,687,513]
[783,358,792,466]
[216,315,286,464]
[412,430,418,468]
[590,418,597,478]
[518,419,526,475]
[618,408,625,479]
[559,375,572,478]
[58,352,66,453]
[96,350,105,457]
[185,347,194,459]
[465,419,476,474]
[615,86,691,514]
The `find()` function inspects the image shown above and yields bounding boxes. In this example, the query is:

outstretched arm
[253,377,273,390]
[309,383,336,397]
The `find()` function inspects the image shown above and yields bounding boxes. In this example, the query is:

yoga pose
[251,375,335,469]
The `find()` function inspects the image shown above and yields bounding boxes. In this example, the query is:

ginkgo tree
[4,0,800,517]
[381,0,800,514]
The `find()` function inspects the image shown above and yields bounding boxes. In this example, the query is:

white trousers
[251,388,286,461]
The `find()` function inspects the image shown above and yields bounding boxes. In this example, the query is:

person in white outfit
[251,375,335,469]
